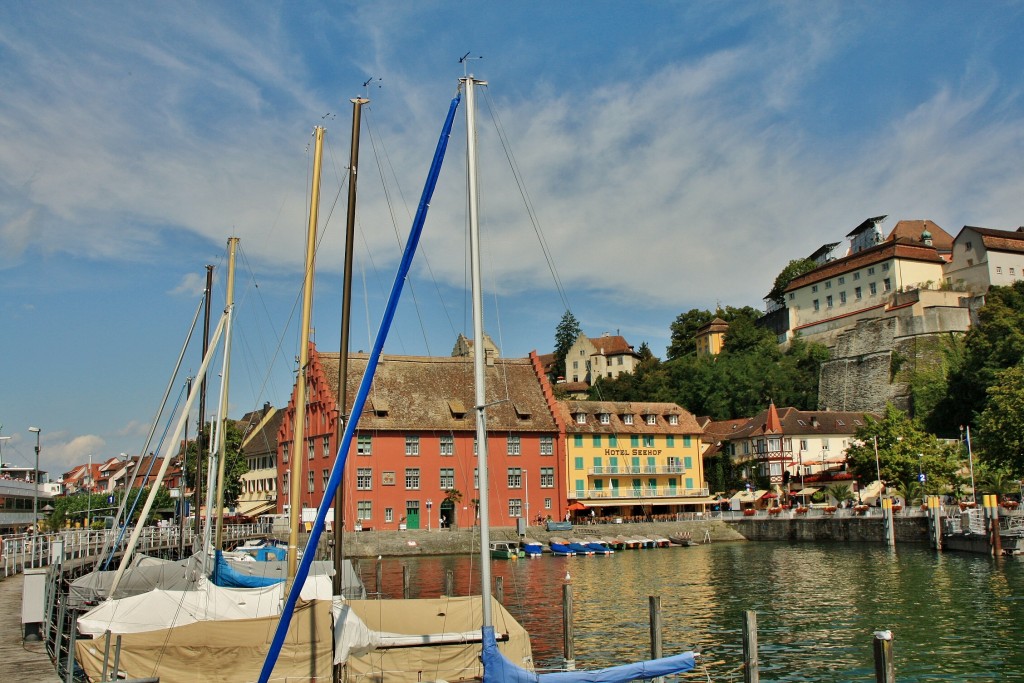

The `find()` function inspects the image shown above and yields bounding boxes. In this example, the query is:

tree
[667,309,716,360]
[183,419,248,508]
[552,310,582,381]
[974,365,1024,475]
[768,258,818,306]
[824,483,855,506]
[844,404,961,496]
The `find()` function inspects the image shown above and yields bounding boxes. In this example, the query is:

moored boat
[490,541,524,559]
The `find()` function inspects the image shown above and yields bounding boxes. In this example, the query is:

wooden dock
[0,573,61,682]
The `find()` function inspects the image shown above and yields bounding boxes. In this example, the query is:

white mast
[462,75,493,627]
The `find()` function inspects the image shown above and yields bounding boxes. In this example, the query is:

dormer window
[599,413,610,425]
[513,402,531,420]
[575,413,587,425]
[668,415,679,425]
[448,399,467,419]
[623,414,634,425]
[645,414,657,426]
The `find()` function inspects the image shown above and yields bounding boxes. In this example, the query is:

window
[965,241,973,250]
[813,299,820,311]
[870,282,877,295]
[405,468,420,490]
[1012,268,1017,276]
[883,278,891,292]
[997,266,1003,274]
[812,285,818,293]
[822,440,830,450]
[508,499,523,518]
[474,468,479,490]
[574,457,584,470]
[855,286,862,300]
[573,434,583,447]
[540,435,553,455]
[323,435,330,458]
[788,292,795,300]
[646,414,656,426]
[322,468,329,490]
[507,434,521,455]
[357,434,372,455]
[572,360,578,369]
[282,472,289,493]
[669,415,679,425]
[544,497,552,509]
[666,435,675,447]
[405,435,419,456]
[599,413,610,424]
[308,439,315,460]
[282,443,289,463]
[825,280,832,289]
[868,267,875,275]
[826,295,833,308]
[385,508,394,523]
[440,467,455,489]
[838,276,845,284]
[307,471,314,493]
[540,467,554,488]
[882,263,890,271]
[357,468,372,490]
[575,413,587,425]
[683,435,692,448]
[356,500,372,520]
[623,414,634,425]
[840,291,847,304]
[800,439,808,450]
[609,435,618,447]
[440,434,454,456]
[854,272,861,280]
[507,467,522,488]
[643,435,655,447]
[592,435,602,447]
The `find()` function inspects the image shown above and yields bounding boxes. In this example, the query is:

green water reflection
[361,542,1024,681]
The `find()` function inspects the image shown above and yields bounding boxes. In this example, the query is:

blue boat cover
[481,625,696,683]
[211,549,282,588]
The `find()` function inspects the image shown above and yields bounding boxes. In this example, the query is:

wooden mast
[334,96,368,594]
[214,236,238,549]
[288,125,325,581]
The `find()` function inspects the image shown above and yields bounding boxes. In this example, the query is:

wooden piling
[562,582,575,671]
[402,565,410,599]
[873,630,894,682]
[742,610,759,683]
[445,569,454,596]
[495,575,504,603]
[375,558,382,598]
[882,498,896,548]
[649,596,663,683]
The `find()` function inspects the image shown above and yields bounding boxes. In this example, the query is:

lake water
[357,541,1024,682]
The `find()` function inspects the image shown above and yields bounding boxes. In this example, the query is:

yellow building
[694,317,728,355]
[556,400,710,520]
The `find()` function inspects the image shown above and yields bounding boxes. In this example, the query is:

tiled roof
[589,335,636,357]
[239,407,283,458]
[962,225,1024,255]
[316,352,558,432]
[706,407,879,441]
[785,240,945,292]
[886,220,953,252]
[557,400,702,434]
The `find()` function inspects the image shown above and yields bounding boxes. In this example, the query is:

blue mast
[256,90,462,683]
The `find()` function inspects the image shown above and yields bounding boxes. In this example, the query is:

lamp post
[426,498,433,532]
[86,453,93,529]
[28,427,41,567]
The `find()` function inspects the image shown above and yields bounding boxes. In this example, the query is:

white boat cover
[335,596,534,683]
[75,598,333,683]
[77,574,333,636]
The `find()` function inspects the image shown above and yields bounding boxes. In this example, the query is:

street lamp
[28,427,41,567]
[426,498,433,531]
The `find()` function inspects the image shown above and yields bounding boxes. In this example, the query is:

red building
[275,343,566,531]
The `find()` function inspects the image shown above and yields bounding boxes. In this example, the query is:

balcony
[588,465,689,476]
[577,486,709,500]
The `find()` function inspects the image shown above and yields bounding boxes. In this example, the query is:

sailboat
[259,75,699,683]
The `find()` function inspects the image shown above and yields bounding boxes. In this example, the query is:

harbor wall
[294,516,932,558]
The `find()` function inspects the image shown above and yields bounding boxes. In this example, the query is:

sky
[2,2,1023,479]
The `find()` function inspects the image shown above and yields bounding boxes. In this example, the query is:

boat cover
[211,549,281,588]
[77,574,333,636]
[481,624,697,682]
[75,598,333,683]
[336,596,534,683]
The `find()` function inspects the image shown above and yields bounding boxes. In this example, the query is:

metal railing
[1,523,267,577]
[577,487,709,500]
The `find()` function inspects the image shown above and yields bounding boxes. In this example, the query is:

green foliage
[844,404,961,495]
[665,305,763,361]
[974,365,1024,475]
[48,487,173,529]
[824,482,854,504]
[183,419,248,508]
[931,281,1024,435]
[913,333,965,426]
[552,310,582,381]
[976,463,1021,500]
[768,258,818,306]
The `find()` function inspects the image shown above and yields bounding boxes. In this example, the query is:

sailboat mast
[334,96,368,594]
[214,237,238,549]
[193,264,213,540]
[288,125,325,580]
[462,75,493,627]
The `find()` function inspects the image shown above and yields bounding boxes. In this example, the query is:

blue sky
[2,2,1023,478]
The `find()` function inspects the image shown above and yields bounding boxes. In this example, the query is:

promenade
[0,573,61,682]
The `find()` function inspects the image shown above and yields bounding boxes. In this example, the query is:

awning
[794,487,819,496]
[566,501,588,511]
[752,490,769,500]
[574,497,717,508]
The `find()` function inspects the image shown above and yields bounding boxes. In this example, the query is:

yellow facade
[558,401,708,517]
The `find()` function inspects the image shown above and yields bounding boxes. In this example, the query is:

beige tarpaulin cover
[339,596,534,683]
[75,598,333,682]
